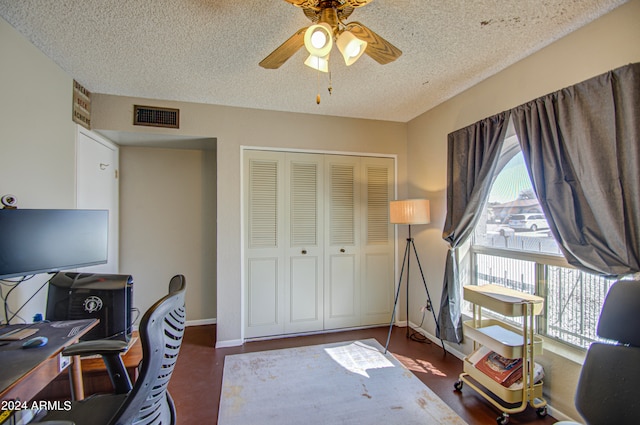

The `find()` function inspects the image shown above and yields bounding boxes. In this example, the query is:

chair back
[575,279,640,425]
[112,275,186,425]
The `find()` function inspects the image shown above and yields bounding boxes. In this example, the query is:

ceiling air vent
[133,105,179,129]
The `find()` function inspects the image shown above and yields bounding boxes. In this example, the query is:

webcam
[1,194,17,208]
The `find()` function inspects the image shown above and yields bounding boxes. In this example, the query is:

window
[463,137,615,349]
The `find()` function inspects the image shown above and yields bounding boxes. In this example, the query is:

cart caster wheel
[497,413,509,425]
[453,380,463,391]
[536,406,548,417]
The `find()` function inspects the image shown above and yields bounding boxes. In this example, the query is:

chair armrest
[62,339,132,394]
[62,340,128,357]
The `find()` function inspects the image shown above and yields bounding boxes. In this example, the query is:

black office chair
[556,279,640,425]
[36,275,187,425]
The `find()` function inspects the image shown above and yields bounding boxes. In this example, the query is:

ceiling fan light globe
[311,31,327,49]
[304,54,329,73]
[346,43,361,57]
[337,31,367,66]
[304,23,333,57]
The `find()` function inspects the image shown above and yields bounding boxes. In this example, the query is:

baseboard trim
[245,324,387,343]
[215,339,243,348]
[407,321,466,360]
[186,318,217,327]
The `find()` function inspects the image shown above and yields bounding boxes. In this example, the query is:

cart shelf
[464,284,544,316]
[463,319,543,358]
[462,358,543,404]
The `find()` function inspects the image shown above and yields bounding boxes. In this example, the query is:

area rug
[217,339,467,425]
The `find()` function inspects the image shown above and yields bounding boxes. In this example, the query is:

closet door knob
[301,250,307,255]
[340,248,346,253]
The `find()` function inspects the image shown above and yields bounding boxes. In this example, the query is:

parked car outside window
[507,213,549,232]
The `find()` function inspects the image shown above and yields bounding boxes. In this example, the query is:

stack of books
[472,348,523,387]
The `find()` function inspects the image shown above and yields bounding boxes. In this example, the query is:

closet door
[284,153,324,333]
[360,157,395,325]
[324,155,361,329]
[244,151,285,338]
[76,128,119,274]
[245,150,395,338]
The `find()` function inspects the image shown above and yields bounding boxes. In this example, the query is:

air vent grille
[133,105,179,128]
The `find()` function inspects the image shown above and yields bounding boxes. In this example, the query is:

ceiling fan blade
[340,0,375,8]
[345,21,402,65]
[259,27,308,69]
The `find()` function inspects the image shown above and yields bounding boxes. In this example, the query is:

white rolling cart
[454,284,548,425]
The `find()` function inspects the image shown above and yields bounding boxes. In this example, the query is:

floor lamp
[384,199,446,354]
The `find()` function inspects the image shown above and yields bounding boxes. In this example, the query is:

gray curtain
[438,111,510,343]
[512,62,640,276]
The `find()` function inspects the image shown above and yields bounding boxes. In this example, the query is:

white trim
[239,147,246,342]
[244,324,387,343]
[186,318,217,327]
[547,406,580,423]
[215,339,243,348]
[472,245,570,269]
[78,126,120,151]
[241,145,398,161]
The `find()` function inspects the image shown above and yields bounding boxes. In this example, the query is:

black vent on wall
[133,105,179,128]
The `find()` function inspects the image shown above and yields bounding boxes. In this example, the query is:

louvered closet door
[360,157,395,325]
[244,151,286,338]
[245,150,395,338]
[324,155,362,329]
[284,153,324,333]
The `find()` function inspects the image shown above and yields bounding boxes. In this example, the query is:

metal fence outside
[468,250,615,349]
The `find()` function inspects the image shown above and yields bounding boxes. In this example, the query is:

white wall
[406,0,640,420]
[119,146,217,322]
[90,96,409,346]
[0,16,77,323]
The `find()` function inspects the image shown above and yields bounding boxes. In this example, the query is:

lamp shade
[337,30,367,66]
[304,54,330,72]
[304,23,333,57]
[389,199,430,225]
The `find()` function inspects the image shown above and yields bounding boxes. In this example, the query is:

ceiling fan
[259,0,402,71]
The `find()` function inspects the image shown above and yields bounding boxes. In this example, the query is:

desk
[36,331,142,401]
[0,319,98,406]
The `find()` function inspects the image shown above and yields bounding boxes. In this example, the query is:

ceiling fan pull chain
[328,71,333,96]
[316,67,321,104]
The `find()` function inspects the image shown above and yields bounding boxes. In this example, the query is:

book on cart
[473,348,523,388]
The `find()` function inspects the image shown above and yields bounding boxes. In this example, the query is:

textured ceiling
[0,0,628,123]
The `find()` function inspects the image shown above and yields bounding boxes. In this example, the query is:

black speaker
[46,272,133,341]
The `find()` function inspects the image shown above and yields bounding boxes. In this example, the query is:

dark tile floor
[169,325,557,425]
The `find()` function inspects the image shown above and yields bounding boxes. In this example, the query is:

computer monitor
[0,209,108,279]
